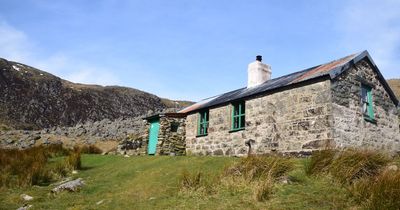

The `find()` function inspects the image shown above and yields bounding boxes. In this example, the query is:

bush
[329,149,389,184]
[351,169,400,209]
[225,155,294,181]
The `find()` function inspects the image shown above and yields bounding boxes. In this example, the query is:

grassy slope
[387,79,400,99]
[0,155,357,210]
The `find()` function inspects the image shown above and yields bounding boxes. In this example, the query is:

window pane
[240,115,245,128]
[233,116,239,129]
[234,104,239,116]
[240,102,245,114]
[363,103,368,115]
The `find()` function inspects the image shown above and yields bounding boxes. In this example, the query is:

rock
[96,200,104,205]
[17,204,32,210]
[387,165,398,171]
[124,154,130,158]
[20,194,33,201]
[72,170,78,174]
[52,178,85,194]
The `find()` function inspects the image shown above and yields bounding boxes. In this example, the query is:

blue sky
[0,0,399,101]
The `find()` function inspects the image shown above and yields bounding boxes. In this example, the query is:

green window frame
[231,101,245,131]
[197,110,209,136]
[361,85,375,121]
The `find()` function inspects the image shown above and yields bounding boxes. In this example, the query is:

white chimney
[247,55,272,88]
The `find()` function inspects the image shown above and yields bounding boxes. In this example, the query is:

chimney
[247,55,271,88]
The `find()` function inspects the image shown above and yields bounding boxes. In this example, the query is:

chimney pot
[256,55,262,62]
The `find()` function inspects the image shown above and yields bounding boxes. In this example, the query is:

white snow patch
[12,65,20,71]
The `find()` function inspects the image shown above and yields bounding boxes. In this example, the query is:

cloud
[0,21,33,62]
[0,20,120,86]
[338,0,400,78]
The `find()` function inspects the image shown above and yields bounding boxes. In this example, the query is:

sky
[0,0,399,101]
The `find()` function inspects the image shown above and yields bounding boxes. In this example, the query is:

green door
[148,119,160,155]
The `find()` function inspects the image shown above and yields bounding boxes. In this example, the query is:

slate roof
[179,50,399,114]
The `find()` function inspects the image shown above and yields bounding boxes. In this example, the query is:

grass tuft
[225,155,294,181]
[80,145,103,154]
[253,177,274,202]
[0,145,83,189]
[305,149,336,175]
[351,169,400,209]
[66,147,82,170]
[329,149,389,184]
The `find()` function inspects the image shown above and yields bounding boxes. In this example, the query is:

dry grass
[305,149,336,175]
[66,147,82,170]
[306,149,390,183]
[80,145,103,154]
[351,169,400,209]
[253,177,274,202]
[329,149,389,184]
[0,145,82,188]
[178,155,294,203]
[306,148,399,209]
[225,155,294,181]
[179,170,217,195]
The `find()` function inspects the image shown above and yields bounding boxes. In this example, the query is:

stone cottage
[145,51,399,156]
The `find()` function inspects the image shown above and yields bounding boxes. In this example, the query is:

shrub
[351,169,400,209]
[329,149,389,184]
[305,149,336,175]
[225,155,294,181]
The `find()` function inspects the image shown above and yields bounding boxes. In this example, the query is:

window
[361,85,374,121]
[197,110,209,136]
[232,101,245,131]
[170,122,179,132]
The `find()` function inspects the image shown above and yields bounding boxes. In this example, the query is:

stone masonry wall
[185,79,334,156]
[331,59,400,152]
[157,116,186,155]
[142,116,186,156]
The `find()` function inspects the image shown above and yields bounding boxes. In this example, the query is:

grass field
[1,153,399,210]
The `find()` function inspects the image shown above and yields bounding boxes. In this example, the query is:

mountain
[387,79,400,100]
[0,58,192,130]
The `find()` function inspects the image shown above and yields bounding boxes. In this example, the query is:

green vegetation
[1,149,399,209]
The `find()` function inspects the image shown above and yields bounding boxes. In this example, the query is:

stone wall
[331,59,400,151]
[185,79,334,156]
[142,116,186,156]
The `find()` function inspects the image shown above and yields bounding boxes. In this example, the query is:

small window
[232,101,245,130]
[361,85,374,121]
[197,110,209,136]
[170,122,179,132]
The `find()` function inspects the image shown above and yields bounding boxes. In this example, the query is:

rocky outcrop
[0,116,147,150]
[0,58,192,130]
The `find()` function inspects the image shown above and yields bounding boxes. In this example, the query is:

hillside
[387,79,400,99]
[0,58,192,130]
